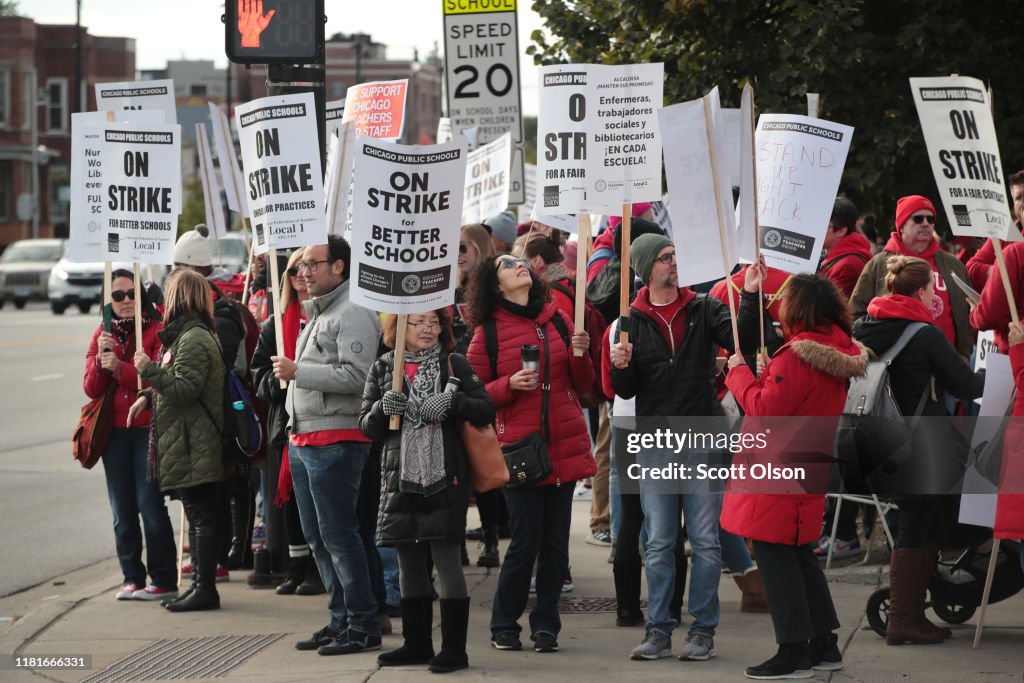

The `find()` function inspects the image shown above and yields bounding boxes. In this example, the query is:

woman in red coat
[995,322,1024,545]
[722,272,868,680]
[83,269,177,602]
[466,254,595,654]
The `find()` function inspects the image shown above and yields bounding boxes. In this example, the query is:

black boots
[378,596,435,666]
[296,558,326,596]
[164,527,198,607]
[745,642,813,680]
[429,597,470,673]
[167,499,220,613]
[277,555,308,595]
[477,526,500,568]
[225,478,254,570]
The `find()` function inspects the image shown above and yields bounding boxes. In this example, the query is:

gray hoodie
[286,279,382,435]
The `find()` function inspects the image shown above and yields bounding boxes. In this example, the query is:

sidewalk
[2,499,1023,682]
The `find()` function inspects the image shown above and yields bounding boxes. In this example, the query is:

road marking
[0,334,90,350]
[32,373,63,382]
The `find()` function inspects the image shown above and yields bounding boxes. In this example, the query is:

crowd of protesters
[82,181,1024,678]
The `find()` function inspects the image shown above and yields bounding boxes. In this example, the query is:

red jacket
[819,232,873,299]
[994,344,1024,539]
[466,301,596,487]
[720,326,868,546]
[708,265,791,326]
[83,320,163,430]
[966,222,1023,291]
[969,240,1024,354]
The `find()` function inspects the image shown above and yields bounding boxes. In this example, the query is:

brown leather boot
[886,547,944,645]
[734,567,770,613]
[916,544,952,639]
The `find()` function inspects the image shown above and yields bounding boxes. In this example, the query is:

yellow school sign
[443,0,516,15]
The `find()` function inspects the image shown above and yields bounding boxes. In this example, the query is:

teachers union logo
[401,274,421,294]
[595,179,608,192]
[764,230,782,249]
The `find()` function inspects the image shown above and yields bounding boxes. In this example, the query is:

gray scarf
[399,345,447,496]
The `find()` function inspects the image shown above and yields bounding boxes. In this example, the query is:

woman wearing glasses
[359,309,495,673]
[128,269,226,612]
[465,255,595,654]
[850,195,974,359]
[83,269,178,603]
[251,248,324,596]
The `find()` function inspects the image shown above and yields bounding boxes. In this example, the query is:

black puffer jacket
[853,316,984,417]
[359,351,495,545]
[611,287,766,417]
[252,317,287,450]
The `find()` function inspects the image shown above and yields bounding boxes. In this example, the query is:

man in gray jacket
[272,235,383,655]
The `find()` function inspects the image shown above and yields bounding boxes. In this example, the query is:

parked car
[0,239,66,309]
[49,258,169,315]
[213,231,251,274]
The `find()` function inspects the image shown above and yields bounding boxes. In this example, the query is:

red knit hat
[894,195,937,233]
[608,202,654,230]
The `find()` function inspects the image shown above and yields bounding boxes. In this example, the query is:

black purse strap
[538,322,552,445]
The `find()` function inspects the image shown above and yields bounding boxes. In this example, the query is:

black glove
[380,390,408,416]
[419,392,455,424]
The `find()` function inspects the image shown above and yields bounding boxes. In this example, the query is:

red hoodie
[709,265,791,326]
[966,222,1024,290]
[820,232,873,299]
[970,239,1024,354]
[866,294,934,324]
[883,232,956,346]
[630,286,696,354]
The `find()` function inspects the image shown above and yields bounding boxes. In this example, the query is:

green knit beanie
[629,233,674,283]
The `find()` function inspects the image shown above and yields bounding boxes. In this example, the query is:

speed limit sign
[442,0,523,146]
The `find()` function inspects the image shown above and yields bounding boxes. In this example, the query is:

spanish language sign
[536,63,663,214]
[462,132,511,224]
[68,110,163,263]
[96,79,177,124]
[442,0,522,144]
[659,89,738,287]
[755,114,853,274]
[911,76,1017,241]
[235,92,328,255]
[100,122,182,264]
[350,139,466,313]
[343,80,408,140]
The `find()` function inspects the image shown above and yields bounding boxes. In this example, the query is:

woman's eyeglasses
[911,215,936,225]
[408,320,440,331]
[497,257,531,270]
[111,290,136,302]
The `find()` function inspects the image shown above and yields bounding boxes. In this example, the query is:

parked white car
[0,239,66,309]
[49,258,169,315]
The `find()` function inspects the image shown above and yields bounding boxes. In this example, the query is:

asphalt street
[0,304,180,598]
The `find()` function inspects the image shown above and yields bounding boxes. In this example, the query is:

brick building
[0,16,134,248]
[234,33,443,146]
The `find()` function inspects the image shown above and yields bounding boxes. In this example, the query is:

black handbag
[502,323,554,488]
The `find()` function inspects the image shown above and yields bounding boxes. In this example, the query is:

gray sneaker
[678,632,715,661]
[630,630,673,660]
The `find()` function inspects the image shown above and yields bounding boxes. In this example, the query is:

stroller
[866,524,1024,637]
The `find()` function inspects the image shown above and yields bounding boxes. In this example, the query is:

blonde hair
[459,224,495,286]
[164,269,214,327]
[281,248,305,310]
[884,255,932,296]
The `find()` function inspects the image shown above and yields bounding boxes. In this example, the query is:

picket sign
[103,111,115,331]
[703,96,741,353]
[268,247,286,390]
[133,262,143,390]
[390,315,409,431]
[195,124,225,266]
[574,213,591,356]
[618,207,632,344]
[743,84,767,355]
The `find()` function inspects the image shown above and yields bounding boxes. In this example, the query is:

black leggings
[477,488,509,528]
[754,541,839,644]
[894,497,946,549]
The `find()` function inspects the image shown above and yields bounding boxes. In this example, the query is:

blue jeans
[609,407,621,544]
[491,483,575,638]
[379,547,401,606]
[102,428,177,589]
[720,528,754,573]
[640,491,722,637]
[290,441,379,636]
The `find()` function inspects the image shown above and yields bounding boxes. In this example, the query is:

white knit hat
[174,226,212,267]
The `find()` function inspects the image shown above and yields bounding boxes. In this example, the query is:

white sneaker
[132,585,178,601]
[573,483,593,501]
[586,529,612,546]
[115,583,140,600]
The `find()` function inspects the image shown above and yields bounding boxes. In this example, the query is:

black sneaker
[744,643,813,680]
[532,631,559,653]
[295,625,341,651]
[809,632,843,671]
[466,527,484,541]
[318,629,382,656]
[491,631,522,650]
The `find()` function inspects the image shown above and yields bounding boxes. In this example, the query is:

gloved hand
[380,390,408,416]
[418,392,455,424]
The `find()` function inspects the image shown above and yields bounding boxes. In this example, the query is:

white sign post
[910,76,1017,241]
[755,115,854,274]
[442,0,522,145]
[350,139,466,313]
[96,79,177,123]
[462,132,511,224]
[100,123,182,265]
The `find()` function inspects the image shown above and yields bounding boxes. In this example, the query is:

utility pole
[29,69,39,239]
[74,0,83,113]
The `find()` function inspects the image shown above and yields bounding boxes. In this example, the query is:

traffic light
[225,0,324,65]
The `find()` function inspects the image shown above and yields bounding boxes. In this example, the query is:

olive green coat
[141,314,225,492]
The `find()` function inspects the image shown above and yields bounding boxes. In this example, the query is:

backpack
[834,322,927,495]
[200,330,264,459]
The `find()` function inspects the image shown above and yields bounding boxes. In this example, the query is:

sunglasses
[911,214,936,225]
[459,243,468,254]
[498,257,531,270]
[111,289,136,302]
[287,266,300,277]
